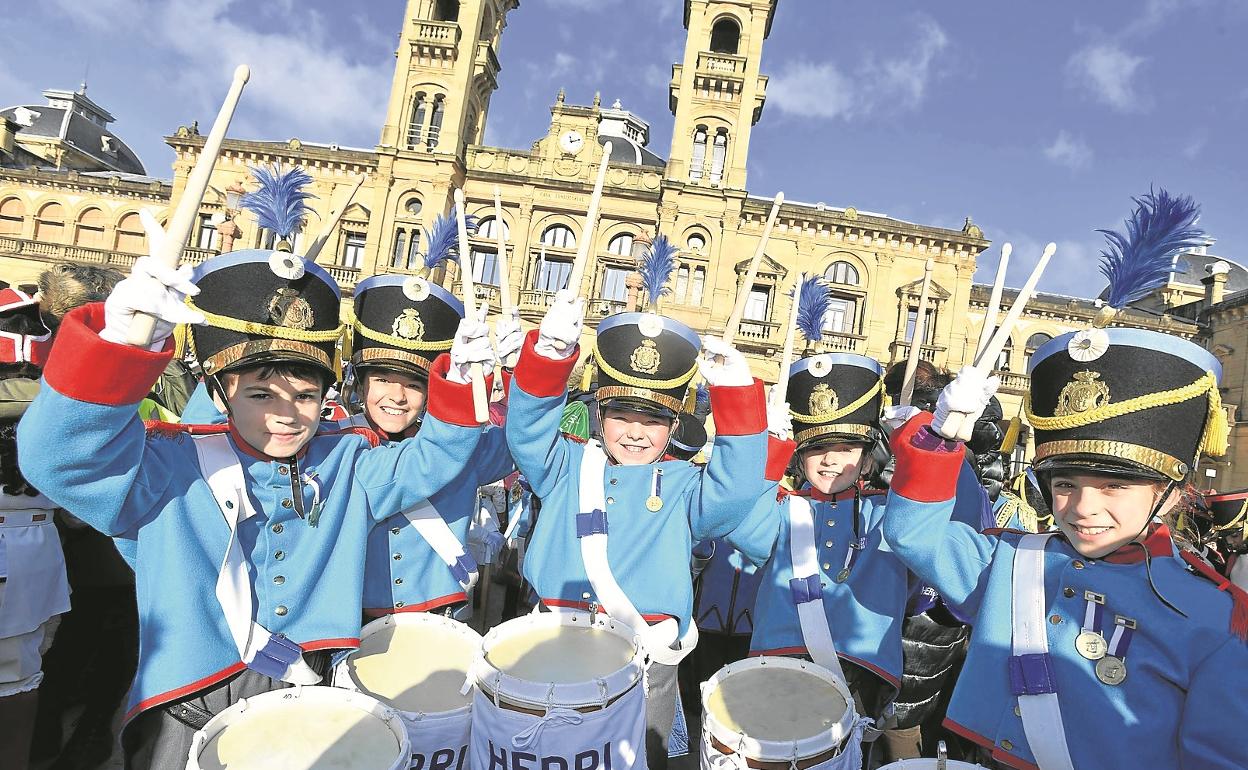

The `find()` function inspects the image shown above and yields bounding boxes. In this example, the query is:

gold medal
[1095,655,1127,686]
[646,495,663,512]
[1075,631,1108,660]
[835,568,850,583]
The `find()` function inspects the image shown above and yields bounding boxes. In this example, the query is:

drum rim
[876,761,988,769]
[187,685,411,770]
[700,656,856,762]
[474,611,645,708]
[334,612,481,717]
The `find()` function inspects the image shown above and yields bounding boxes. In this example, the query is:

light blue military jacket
[883,414,1248,770]
[363,426,514,613]
[505,333,769,632]
[16,305,486,722]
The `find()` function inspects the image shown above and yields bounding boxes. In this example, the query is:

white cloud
[974,230,1104,299]
[769,17,949,122]
[551,52,578,78]
[1067,43,1146,112]
[1044,130,1093,170]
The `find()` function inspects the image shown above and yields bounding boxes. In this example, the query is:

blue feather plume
[1098,188,1204,308]
[639,234,679,307]
[422,207,478,272]
[795,275,830,343]
[240,165,316,243]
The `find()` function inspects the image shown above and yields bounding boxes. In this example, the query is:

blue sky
[3,0,1246,296]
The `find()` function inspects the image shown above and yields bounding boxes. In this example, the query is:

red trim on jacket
[1101,523,1174,564]
[425,352,491,427]
[512,330,578,398]
[709,379,767,436]
[1181,549,1248,641]
[765,435,796,481]
[143,421,230,439]
[542,598,673,624]
[44,303,174,406]
[364,592,467,617]
[889,412,964,503]
[943,718,1040,770]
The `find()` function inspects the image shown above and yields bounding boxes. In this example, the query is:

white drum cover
[877,761,987,769]
[187,686,409,770]
[334,614,481,770]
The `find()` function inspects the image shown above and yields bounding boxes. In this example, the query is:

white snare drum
[470,611,648,770]
[701,657,865,770]
[334,613,481,769]
[187,686,409,770]
[878,761,986,769]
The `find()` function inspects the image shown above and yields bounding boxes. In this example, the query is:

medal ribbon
[1106,615,1136,661]
[839,490,864,578]
[1081,591,1105,639]
[650,467,662,503]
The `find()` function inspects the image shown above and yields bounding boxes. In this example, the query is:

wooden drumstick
[303,174,366,264]
[566,143,612,298]
[772,274,803,412]
[975,242,1011,358]
[899,259,934,408]
[723,192,784,343]
[128,64,250,346]
[454,189,489,424]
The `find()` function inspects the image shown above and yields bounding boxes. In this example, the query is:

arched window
[687,233,707,253]
[476,217,509,241]
[824,260,860,286]
[0,198,24,236]
[996,335,1014,372]
[115,212,146,253]
[709,17,740,55]
[607,233,635,256]
[427,96,445,150]
[541,224,576,250]
[1026,332,1053,350]
[689,127,708,181]
[34,202,66,243]
[470,217,509,287]
[435,0,459,22]
[709,130,728,185]
[74,207,106,247]
[406,93,428,150]
[405,197,423,217]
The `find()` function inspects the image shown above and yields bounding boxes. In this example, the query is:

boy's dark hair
[883,360,951,413]
[223,360,334,396]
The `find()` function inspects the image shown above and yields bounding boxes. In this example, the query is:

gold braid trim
[789,378,883,423]
[591,340,698,390]
[1211,499,1248,537]
[1034,439,1188,481]
[188,300,344,343]
[1025,370,1228,458]
[350,317,454,352]
[794,423,873,446]
[595,386,683,414]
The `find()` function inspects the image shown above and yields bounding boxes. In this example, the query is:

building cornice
[0,167,171,200]
[164,133,379,173]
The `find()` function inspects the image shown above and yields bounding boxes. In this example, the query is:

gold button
[274,605,288,616]
[1063,587,1075,598]
[394,578,403,585]
[606,497,615,505]
[274,550,285,561]
[395,601,405,609]
[390,527,401,535]
[1001,739,1013,751]
[824,540,834,548]
[610,479,618,485]
[1014,705,1021,717]
[272,523,283,534]
[278,466,289,476]
[393,553,402,561]
[281,498,293,509]
[273,575,285,585]
[822,563,832,570]
[826,520,835,527]
[1049,614,1062,625]
[1072,560,1085,570]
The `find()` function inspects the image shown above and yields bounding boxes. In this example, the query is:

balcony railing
[0,235,214,272]
[737,319,780,342]
[413,20,459,45]
[517,289,556,320]
[889,340,945,363]
[995,370,1031,394]
[586,298,627,319]
[451,282,501,307]
[820,331,865,353]
[697,51,747,75]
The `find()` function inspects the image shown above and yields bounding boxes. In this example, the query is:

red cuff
[709,378,767,436]
[889,411,965,503]
[765,435,796,481]
[43,303,174,406]
[425,353,493,427]
[512,329,577,398]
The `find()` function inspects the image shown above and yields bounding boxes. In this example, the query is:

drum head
[193,687,408,770]
[486,616,635,684]
[878,761,987,769]
[344,614,481,713]
[702,657,854,762]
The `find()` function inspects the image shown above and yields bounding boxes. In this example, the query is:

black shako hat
[786,352,883,450]
[592,312,699,417]
[350,274,464,378]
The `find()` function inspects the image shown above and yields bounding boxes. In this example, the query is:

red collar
[1093,523,1175,564]
[227,422,311,462]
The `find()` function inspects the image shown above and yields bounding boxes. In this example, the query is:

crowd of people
[1,169,1246,770]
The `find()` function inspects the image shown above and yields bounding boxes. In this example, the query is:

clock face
[559,130,585,154]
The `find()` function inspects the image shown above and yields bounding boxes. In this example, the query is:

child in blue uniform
[884,192,1248,769]
[17,176,497,767]
[348,272,521,618]
[505,236,769,769]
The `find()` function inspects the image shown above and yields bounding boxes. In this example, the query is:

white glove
[100,255,204,349]
[534,290,583,360]
[448,306,496,385]
[698,336,753,387]
[766,386,793,440]
[495,308,523,367]
[932,365,1000,440]
[881,404,924,433]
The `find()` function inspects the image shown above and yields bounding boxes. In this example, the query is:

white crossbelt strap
[402,499,479,593]
[193,434,320,685]
[1011,533,1076,770]
[577,442,698,665]
[786,495,848,682]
